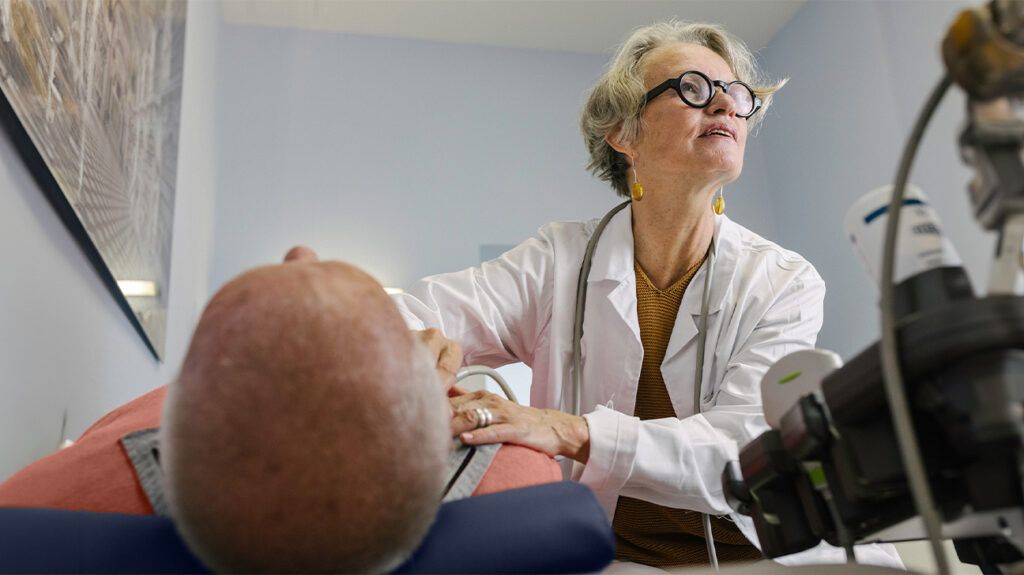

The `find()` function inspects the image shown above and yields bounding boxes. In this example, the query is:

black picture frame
[0,1,188,361]
[0,87,158,359]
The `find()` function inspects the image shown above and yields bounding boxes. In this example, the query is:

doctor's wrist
[555,412,590,464]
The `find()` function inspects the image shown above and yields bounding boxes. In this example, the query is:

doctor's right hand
[415,328,463,391]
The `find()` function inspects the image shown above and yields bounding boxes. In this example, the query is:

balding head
[161,261,449,573]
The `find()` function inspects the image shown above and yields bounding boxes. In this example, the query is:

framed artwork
[0,0,188,359]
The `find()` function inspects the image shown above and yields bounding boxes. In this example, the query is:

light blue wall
[209,24,779,294]
[758,0,990,358]
[6,0,986,481]
[0,6,779,480]
[0,2,219,481]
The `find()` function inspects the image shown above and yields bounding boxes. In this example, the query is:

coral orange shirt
[0,386,560,514]
[0,386,166,514]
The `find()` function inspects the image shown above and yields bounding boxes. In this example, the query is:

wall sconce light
[117,280,158,297]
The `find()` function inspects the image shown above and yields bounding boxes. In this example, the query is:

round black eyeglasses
[644,70,762,119]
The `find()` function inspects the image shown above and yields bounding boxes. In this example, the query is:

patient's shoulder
[472,444,562,497]
[0,386,167,515]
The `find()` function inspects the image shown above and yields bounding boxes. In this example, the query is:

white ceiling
[221,0,807,54]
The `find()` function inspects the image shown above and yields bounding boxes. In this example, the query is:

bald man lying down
[0,254,560,573]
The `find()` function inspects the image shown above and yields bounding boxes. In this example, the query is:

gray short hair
[581,20,787,198]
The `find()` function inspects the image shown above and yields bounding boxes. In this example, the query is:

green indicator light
[778,371,802,385]
[808,465,826,487]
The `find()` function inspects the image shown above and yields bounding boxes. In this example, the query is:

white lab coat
[393,205,904,568]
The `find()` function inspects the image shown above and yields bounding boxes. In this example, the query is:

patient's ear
[283,246,319,263]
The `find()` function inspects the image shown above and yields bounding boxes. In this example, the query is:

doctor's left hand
[449,391,591,464]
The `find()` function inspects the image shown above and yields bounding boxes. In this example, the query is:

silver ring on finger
[474,407,493,429]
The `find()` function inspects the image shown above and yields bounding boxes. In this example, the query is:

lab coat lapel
[581,204,643,415]
[587,204,641,343]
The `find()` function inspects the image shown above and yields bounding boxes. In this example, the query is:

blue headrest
[396,481,614,573]
[0,481,613,574]
[0,506,205,574]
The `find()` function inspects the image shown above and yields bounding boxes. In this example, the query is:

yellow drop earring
[713,188,726,215]
[631,165,644,202]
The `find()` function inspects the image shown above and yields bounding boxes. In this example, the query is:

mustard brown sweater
[612,260,762,567]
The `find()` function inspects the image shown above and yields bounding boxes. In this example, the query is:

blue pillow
[396,481,614,573]
[0,481,613,574]
[0,506,206,574]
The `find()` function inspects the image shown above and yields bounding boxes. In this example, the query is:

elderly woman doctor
[395,21,901,569]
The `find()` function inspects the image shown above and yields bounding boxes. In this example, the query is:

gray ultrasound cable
[880,74,954,575]
[456,366,519,403]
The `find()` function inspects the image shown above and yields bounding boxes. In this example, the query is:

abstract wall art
[0,0,188,359]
